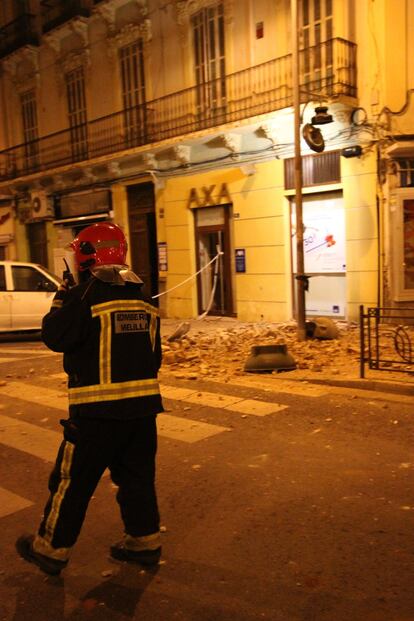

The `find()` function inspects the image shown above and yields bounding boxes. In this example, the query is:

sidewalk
[160,316,414,397]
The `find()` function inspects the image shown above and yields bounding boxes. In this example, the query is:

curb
[271,375,414,397]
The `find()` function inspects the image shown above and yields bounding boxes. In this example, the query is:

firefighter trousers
[37,415,160,556]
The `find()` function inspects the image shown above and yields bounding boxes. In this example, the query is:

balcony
[0,13,38,59]
[0,38,357,181]
[41,0,91,34]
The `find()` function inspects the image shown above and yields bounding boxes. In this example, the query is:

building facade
[0,0,413,322]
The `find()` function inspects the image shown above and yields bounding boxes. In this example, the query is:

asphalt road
[0,338,413,621]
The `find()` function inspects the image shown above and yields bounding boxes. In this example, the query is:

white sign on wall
[291,193,346,273]
[291,193,346,317]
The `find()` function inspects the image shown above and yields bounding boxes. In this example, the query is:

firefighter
[16,222,163,576]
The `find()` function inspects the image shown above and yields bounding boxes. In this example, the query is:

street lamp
[291,0,333,341]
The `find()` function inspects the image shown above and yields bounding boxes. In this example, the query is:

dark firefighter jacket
[42,272,163,420]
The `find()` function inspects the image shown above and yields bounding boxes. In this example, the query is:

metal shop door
[27,221,48,268]
[127,183,158,300]
[195,206,233,316]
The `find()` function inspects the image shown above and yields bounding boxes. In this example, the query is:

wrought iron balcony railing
[41,0,91,33]
[0,38,357,181]
[0,13,38,59]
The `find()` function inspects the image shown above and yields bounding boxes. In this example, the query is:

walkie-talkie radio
[63,258,76,288]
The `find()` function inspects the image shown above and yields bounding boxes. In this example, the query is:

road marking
[157,416,228,442]
[0,381,68,409]
[0,357,20,364]
[224,399,288,416]
[183,390,245,409]
[0,486,33,518]
[0,347,54,356]
[161,385,288,416]
[160,386,199,401]
[0,413,62,461]
[0,382,228,443]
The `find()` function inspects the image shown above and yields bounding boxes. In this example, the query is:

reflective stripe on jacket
[42,276,163,420]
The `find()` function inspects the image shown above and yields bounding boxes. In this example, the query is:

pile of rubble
[160,320,361,380]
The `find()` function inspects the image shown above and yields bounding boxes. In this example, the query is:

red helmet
[71,222,128,271]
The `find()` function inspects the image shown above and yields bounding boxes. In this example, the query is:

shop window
[392,192,414,301]
[291,192,346,317]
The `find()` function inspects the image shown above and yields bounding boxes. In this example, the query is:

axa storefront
[149,149,379,323]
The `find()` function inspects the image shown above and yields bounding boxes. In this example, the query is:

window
[27,221,48,267]
[192,2,226,118]
[396,159,414,187]
[11,265,55,291]
[284,151,340,189]
[301,0,333,91]
[119,40,146,147]
[65,66,88,161]
[21,89,39,171]
[0,265,5,290]
[392,192,414,300]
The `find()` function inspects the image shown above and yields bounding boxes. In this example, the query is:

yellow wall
[342,151,379,318]
[161,160,291,322]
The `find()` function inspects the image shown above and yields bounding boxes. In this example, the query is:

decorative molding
[2,46,40,91]
[176,0,235,43]
[43,17,89,53]
[258,123,278,145]
[95,0,149,34]
[83,168,98,183]
[108,20,152,57]
[220,133,242,154]
[70,19,89,47]
[95,2,117,31]
[107,161,121,177]
[172,145,191,165]
[142,153,157,169]
[43,31,61,54]
[59,48,90,74]
[52,175,67,190]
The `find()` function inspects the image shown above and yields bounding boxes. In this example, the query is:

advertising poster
[291,194,346,273]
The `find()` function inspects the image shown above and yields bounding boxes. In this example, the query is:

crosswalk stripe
[0,486,33,518]
[161,386,287,416]
[0,382,68,409]
[2,379,287,419]
[157,416,228,442]
[0,382,228,443]
[0,347,54,356]
[0,413,62,462]
[224,399,288,416]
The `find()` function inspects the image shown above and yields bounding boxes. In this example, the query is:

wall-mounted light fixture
[302,105,334,153]
[341,145,363,158]
[311,106,334,125]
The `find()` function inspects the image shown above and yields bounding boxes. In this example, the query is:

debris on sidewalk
[160,320,361,379]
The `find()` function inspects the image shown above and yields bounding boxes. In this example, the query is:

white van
[0,261,62,332]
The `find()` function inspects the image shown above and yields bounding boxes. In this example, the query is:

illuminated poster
[291,194,346,273]
[291,193,346,316]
